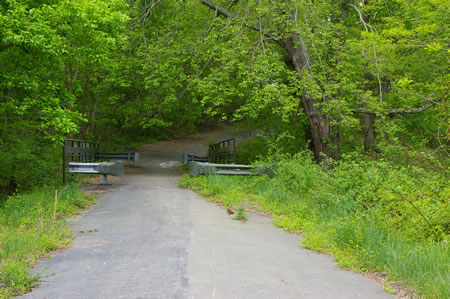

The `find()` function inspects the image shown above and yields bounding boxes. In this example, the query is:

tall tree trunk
[281,37,340,161]
[82,92,100,139]
[362,112,376,151]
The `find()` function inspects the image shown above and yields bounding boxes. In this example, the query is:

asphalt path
[20,135,393,299]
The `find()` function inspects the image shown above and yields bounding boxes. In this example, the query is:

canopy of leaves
[0,0,128,192]
[0,0,448,192]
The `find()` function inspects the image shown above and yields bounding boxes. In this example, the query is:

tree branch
[353,100,440,115]
[131,0,162,26]
[201,0,237,18]
[258,0,265,52]
[201,0,280,44]
[349,4,383,104]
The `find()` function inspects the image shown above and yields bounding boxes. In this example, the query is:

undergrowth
[180,150,449,298]
[0,183,95,298]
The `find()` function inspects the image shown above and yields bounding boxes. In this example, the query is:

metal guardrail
[182,153,209,164]
[100,152,140,166]
[63,139,138,184]
[68,161,123,184]
[63,139,99,184]
[208,138,236,164]
[189,161,253,177]
[189,161,275,178]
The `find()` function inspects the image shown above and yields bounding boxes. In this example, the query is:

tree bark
[278,31,340,161]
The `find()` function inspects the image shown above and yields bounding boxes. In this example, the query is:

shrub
[235,137,268,164]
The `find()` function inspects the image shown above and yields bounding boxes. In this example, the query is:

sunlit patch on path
[159,161,179,168]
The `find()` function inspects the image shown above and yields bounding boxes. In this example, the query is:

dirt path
[19,130,393,298]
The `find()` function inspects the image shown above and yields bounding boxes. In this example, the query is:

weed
[175,164,190,171]
[382,284,396,295]
[233,207,248,221]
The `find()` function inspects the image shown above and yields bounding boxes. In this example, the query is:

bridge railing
[208,138,236,164]
[63,139,100,184]
[63,139,139,184]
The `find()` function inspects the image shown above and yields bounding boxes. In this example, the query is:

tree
[348,0,448,150]
[200,0,344,161]
[200,0,448,159]
[0,0,128,193]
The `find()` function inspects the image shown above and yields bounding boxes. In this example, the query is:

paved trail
[21,133,393,299]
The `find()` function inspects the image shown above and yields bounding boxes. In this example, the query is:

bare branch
[258,0,265,52]
[201,0,238,18]
[349,4,383,103]
[132,0,162,26]
[201,0,280,44]
[353,100,441,115]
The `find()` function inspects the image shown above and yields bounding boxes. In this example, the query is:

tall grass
[358,219,448,298]
[0,183,95,297]
[180,151,449,298]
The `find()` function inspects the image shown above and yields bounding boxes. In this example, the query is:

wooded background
[0,0,448,194]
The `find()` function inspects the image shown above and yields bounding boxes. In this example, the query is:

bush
[0,132,61,197]
[235,137,268,164]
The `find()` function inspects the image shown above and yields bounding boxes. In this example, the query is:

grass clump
[0,183,95,297]
[175,164,190,172]
[233,207,248,221]
[181,150,449,298]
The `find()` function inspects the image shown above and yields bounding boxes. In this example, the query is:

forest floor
[19,130,394,298]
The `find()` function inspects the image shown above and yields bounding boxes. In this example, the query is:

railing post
[71,140,74,162]
[63,141,66,184]
[233,138,236,163]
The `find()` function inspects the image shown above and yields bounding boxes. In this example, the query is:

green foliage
[0,183,95,297]
[0,135,61,196]
[112,1,214,139]
[382,284,396,295]
[192,0,448,157]
[182,148,449,298]
[2,0,448,193]
[235,137,268,164]
[0,0,129,194]
[174,164,190,173]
